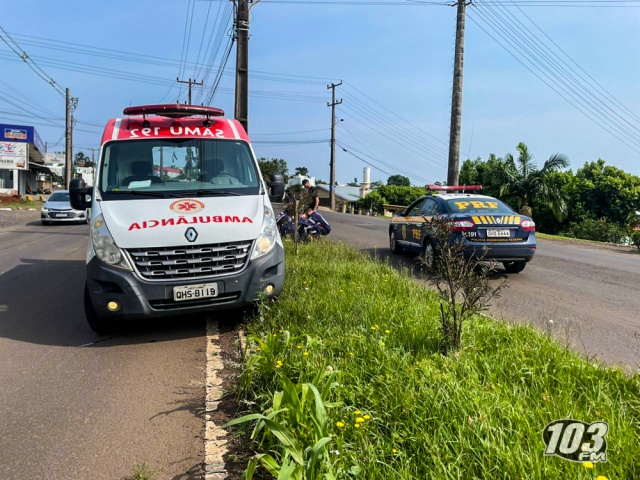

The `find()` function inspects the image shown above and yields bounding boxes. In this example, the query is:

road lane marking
[205,317,229,480]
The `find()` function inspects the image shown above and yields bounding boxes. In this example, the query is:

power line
[0,26,64,97]
[476,0,640,146]
[466,7,640,154]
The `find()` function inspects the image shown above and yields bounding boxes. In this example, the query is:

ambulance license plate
[487,229,510,238]
[174,283,218,301]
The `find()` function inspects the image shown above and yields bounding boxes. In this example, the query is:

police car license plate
[487,229,510,238]
[174,283,218,301]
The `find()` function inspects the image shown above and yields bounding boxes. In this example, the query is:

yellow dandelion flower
[583,462,594,469]
[385,330,391,334]
[340,289,344,292]
[275,365,281,369]
[363,414,371,420]
[349,352,354,356]
[392,449,398,454]
[380,342,385,346]
[279,329,283,333]
[354,410,361,415]
[297,345,302,349]
[354,423,361,428]
[303,352,309,356]
[336,421,345,428]
[356,417,365,423]
[596,476,608,480]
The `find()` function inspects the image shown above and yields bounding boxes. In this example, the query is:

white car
[41,190,89,225]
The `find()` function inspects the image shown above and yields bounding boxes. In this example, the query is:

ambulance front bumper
[85,244,284,320]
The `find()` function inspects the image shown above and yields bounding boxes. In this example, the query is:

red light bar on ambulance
[426,185,483,192]
[123,104,225,118]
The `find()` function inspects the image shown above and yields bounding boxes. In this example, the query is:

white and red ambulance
[70,104,285,333]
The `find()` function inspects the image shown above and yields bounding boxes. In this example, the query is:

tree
[387,175,410,187]
[258,158,289,182]
[74,152,89,166]
[494,142,570,221]
[569,159,640,226]
[294,166,309,176]
[316,179,328,185]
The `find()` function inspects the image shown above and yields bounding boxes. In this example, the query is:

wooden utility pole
[177,77,204,105]
[234,0,250,132]
[64,89,78,189]
[447,0,469,187]
[327,81,342,211]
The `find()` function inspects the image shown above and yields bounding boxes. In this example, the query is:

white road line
[205,317,229,480]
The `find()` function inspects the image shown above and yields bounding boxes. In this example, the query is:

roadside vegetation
[225,240,640,479]
[0,196,44,210]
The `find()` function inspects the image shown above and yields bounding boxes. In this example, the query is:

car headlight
[251,206,277,259]
[91,213,132,270]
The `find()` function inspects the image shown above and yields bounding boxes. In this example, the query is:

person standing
[302,179,319,212]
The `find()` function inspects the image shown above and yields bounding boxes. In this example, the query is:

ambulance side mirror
[267,172,285,203]
[69,178,92,210]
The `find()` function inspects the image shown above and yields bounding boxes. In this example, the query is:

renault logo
[185,227,198,242]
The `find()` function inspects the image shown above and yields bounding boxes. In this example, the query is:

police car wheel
[422,240,437,270]
[503,261,526,274]
[84,284,115,334]
[389,230,402,253]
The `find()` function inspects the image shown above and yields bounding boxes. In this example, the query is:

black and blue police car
[389,185,536,273]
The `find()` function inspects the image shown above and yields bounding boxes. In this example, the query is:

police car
[389,186,536,273]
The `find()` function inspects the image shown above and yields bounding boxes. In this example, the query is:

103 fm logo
[542,419,608,463]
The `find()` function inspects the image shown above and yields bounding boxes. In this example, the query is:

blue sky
[1,0,639,186]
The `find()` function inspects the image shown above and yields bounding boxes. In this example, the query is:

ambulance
[70,104,285,333]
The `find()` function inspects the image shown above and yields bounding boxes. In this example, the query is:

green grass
[233,240,640,479]
[0,198,44,210]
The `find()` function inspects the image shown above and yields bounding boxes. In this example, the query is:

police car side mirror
[267,172,285,203]
[69,178,92,210]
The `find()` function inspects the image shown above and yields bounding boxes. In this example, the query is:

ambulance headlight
[251,206,277,259]
[91,214,132,270]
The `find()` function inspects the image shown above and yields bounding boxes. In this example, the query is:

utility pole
[177,77,204,105]
[86,147,99,165]
[447,0,470,187]
[234,0,250,132]
[327,81,342,211]
[65,89,78,189]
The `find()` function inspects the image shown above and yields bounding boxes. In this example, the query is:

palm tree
[494,142,570,221]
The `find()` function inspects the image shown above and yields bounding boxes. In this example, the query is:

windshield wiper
[106,190,168,198]
[168,190,242,197]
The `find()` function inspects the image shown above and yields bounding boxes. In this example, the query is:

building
[154,166,182,179]
[0,124,51,195]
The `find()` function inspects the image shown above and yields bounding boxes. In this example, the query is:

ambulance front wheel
[84,284,114,334]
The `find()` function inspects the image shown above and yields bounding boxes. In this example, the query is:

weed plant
[229,240,640,479]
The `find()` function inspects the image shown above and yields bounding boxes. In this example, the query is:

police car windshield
[98,138,260,198]
[446,197,515,214]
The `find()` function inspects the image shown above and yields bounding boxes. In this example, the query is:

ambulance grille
[126,241,253,280]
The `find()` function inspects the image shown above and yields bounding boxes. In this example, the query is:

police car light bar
[426,185,483,192]
[123,104,225,118]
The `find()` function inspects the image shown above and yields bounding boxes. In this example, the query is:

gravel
[0,209,42,229]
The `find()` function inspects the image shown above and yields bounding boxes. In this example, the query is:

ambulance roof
[100,104,249,146]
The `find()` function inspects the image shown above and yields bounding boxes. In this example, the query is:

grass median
[229,240,640,479]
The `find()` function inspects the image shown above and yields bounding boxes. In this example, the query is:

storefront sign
[0,142,28,170]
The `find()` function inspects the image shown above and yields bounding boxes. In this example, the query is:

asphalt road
[323,210,640,371]
[0,219,209,479]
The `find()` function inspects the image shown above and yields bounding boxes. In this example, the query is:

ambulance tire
[84,284,114,334]
[503,261,526,274]
[389,230,402,253]
[422,239,437,271]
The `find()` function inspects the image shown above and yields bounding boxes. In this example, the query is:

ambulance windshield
[98,138,260,198]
